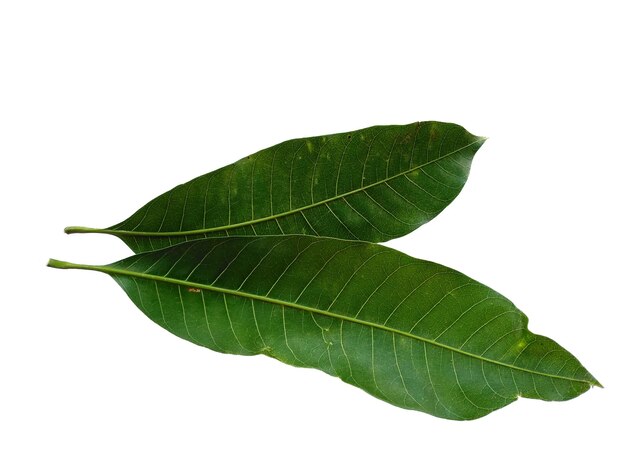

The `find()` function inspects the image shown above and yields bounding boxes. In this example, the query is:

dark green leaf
[48,236,599,420]
[66,121,485,252]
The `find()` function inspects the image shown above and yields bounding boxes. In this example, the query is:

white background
[1,1,624,468]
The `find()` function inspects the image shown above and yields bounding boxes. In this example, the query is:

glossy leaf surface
[48,236,599,420]
[66,121,485,252]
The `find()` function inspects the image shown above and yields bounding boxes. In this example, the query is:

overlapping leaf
[66,121,485,253]
[48,236,600,420]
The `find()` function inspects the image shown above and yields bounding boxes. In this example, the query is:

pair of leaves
[49,121,599,420]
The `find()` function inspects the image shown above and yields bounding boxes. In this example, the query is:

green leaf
[65,121,485,253]
[48,236,599,420]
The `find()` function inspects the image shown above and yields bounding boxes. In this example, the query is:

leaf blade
[47,236,599,420]
[66,121,485,252]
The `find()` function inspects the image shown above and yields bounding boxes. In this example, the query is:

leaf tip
[476,135,488,146]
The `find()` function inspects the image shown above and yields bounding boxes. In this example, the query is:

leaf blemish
[187,287,202,293]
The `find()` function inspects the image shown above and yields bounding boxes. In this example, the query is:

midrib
[61,260,593,386]
[76,139,481,237]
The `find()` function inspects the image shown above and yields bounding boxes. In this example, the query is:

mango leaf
[48,236,599,420]
[65,121,486,253]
